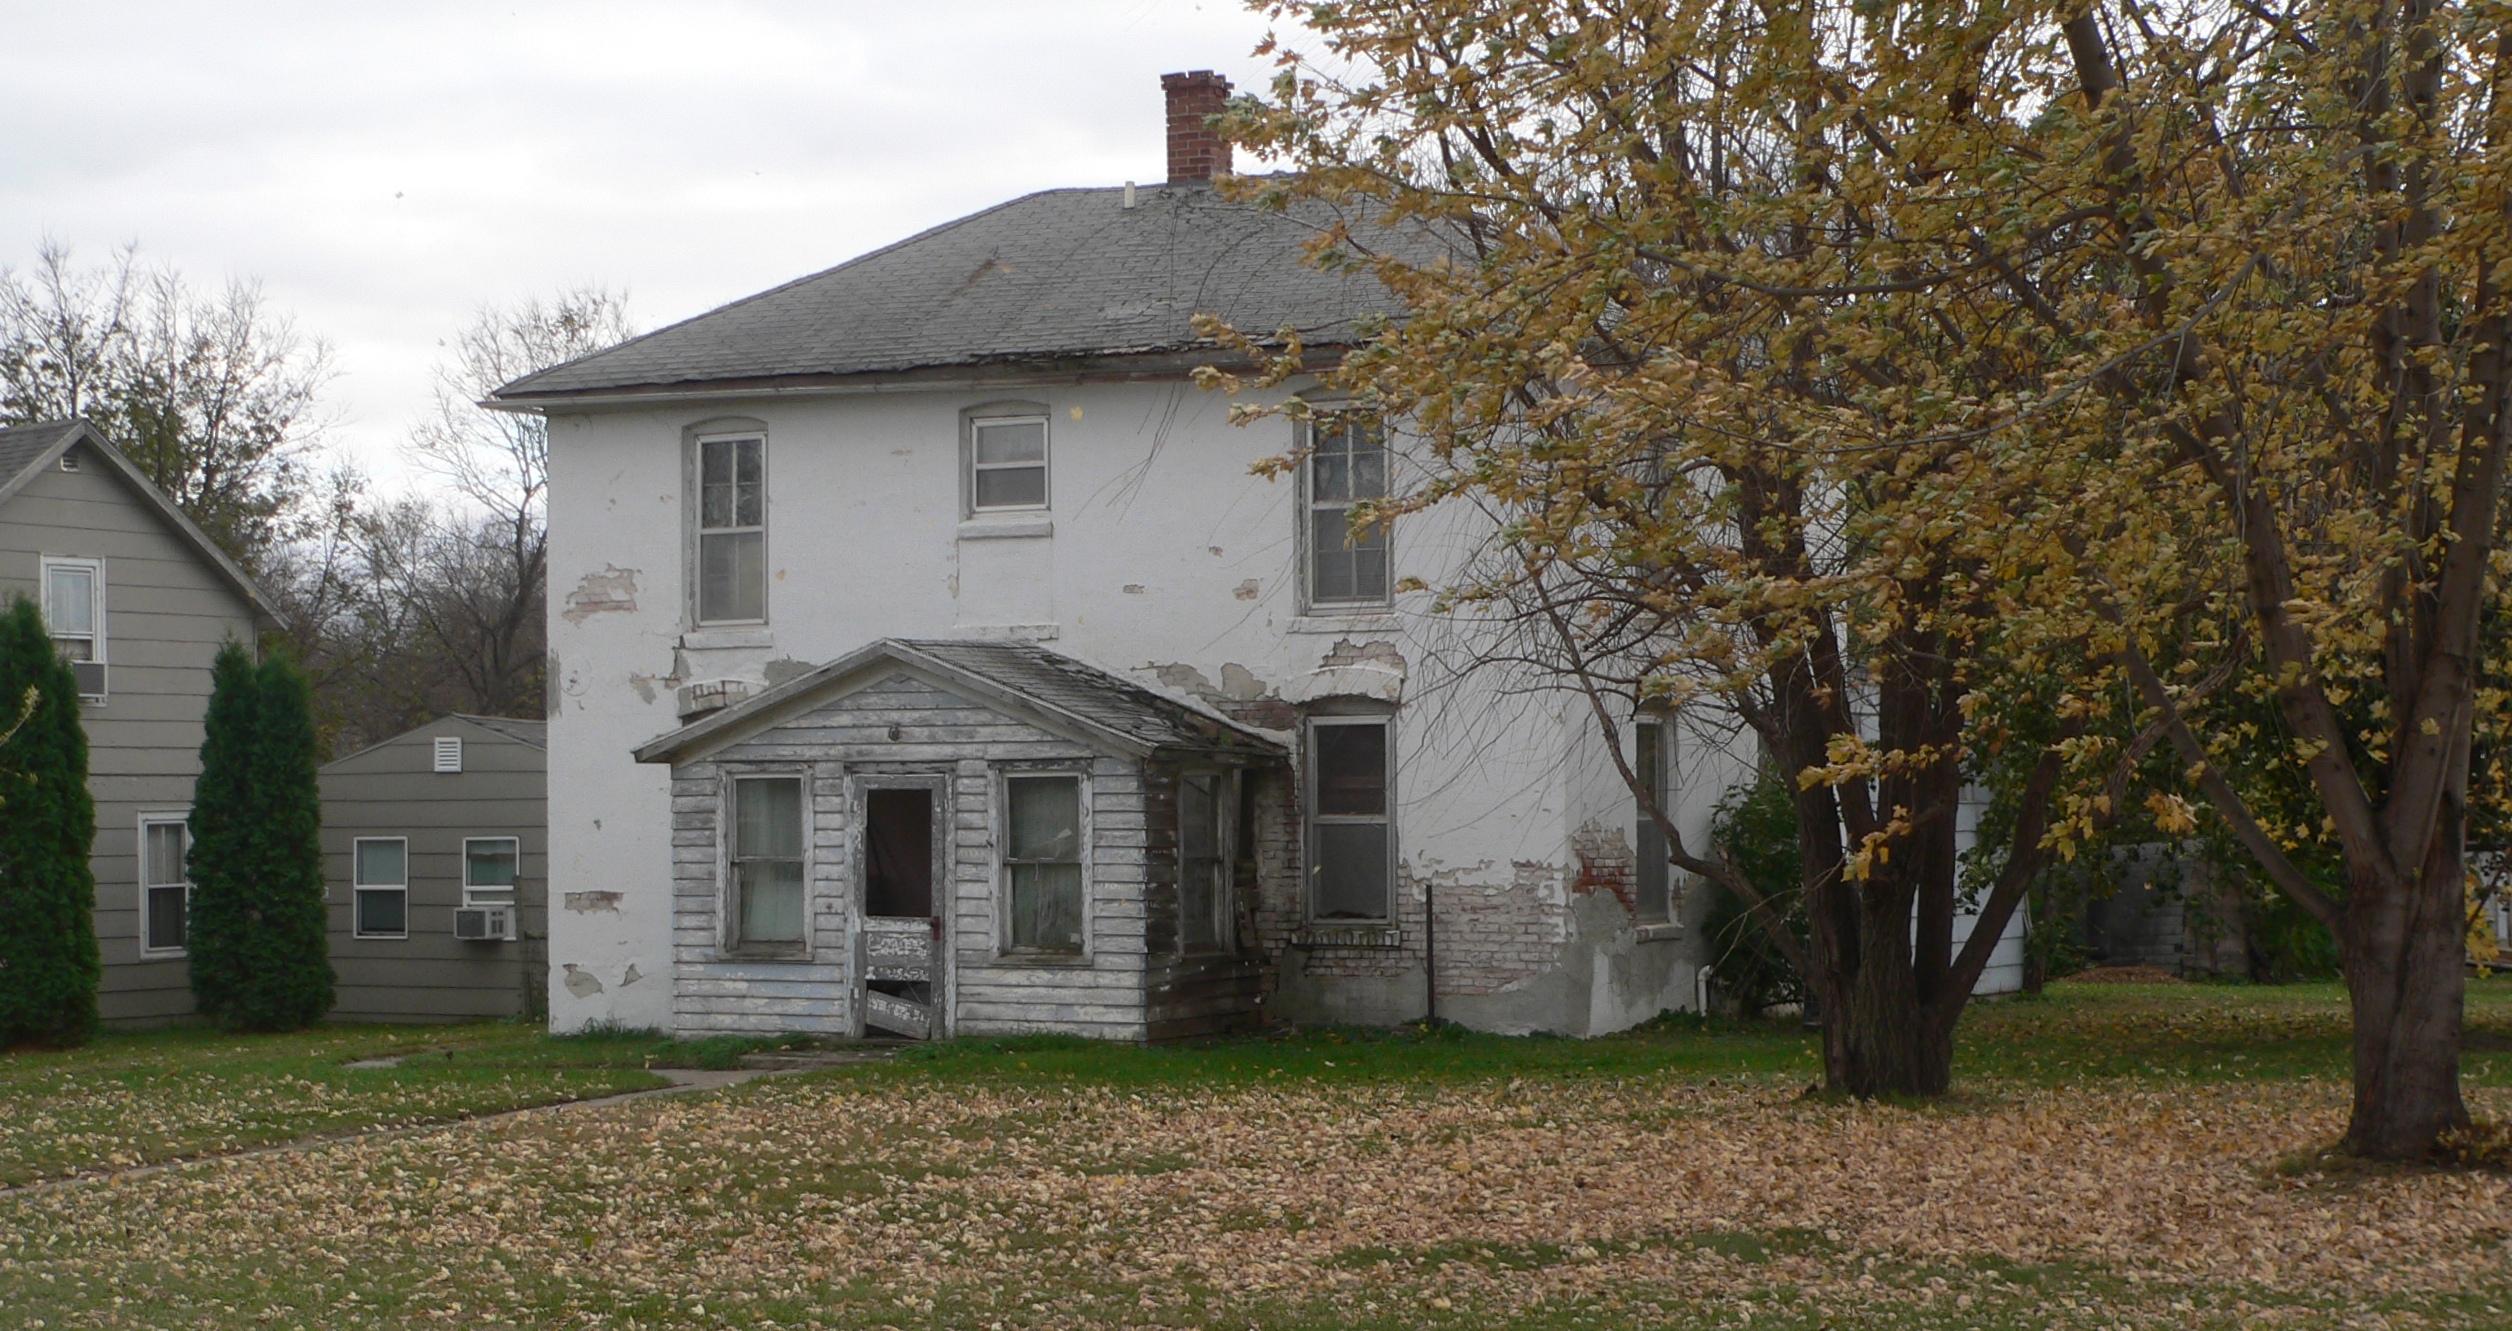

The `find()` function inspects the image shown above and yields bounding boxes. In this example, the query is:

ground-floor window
[1309,717,1392,921]
[1005,773,1084,953]
[732,776,806,949]
[1634,718,1673,923]
[464,837,519,907]
[140,815,190,953]
[1179,771,1231,952]
[354,837,409,938]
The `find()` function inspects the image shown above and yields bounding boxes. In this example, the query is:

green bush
[0,599,99,1046]
[1704,769,1809,1016]
[188,645,332,1030]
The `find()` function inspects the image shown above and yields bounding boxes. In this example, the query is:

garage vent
[433,736,463,773]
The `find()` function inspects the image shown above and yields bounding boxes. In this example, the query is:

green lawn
[3,980,2510,1329]
[0,1021,801,1187]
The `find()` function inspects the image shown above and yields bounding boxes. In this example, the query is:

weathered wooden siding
[0,444,261,1024]
[321,718,548,1022]
[669,670,1176,1039]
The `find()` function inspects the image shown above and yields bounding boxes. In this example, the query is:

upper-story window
[1303,411,1389,608]
[40,556,106,700]
[696,432,767,624]
[967,411,1050,513]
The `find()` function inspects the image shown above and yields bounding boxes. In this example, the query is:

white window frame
[138,812,192,957]
[352,836,410,940]
[40,555,106,701]
[692,430,769,626]
[1306,714,1396,924]
[1299,411,1392,611]
[724,772,810,957]
[462,836,520,908]
[1178,769,1237,954]
[965,408,1051,515]
[997,768,1091,958]
[1633,717,1675,925]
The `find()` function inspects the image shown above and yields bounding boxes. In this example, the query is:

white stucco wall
[540,377,1754,1034]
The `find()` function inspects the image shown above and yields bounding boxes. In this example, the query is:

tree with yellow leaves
[1219,0,2510,1156]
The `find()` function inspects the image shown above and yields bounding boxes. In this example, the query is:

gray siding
[320,718,548,1021]
[0,447,260,1024]
[670,671,1177,1039]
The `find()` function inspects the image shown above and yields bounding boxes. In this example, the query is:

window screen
[1311,720,1392,920]
[733,777,805,947]
[1006,775,1083,952]
[697,435,767,623]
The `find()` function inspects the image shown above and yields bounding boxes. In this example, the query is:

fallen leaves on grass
[5,1073,2508,1328]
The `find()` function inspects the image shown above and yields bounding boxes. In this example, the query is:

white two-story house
[493,71,1754,1041]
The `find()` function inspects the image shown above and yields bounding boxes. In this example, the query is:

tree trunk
[2341,846,2472,1158]
[1816,874,1955,1098]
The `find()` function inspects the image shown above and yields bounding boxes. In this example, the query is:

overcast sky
[0,1,1300,484]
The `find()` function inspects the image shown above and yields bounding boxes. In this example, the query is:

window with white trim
[696,433,767,624]
[40,556,105,700]
[730,777,805,950]
[463,837,519,908]
[1004,773,1084,953]
[1634,718,1674,924]
[353,837,409,938]
[1303,412,1390,607]
[1179,771,1232,952]
[967,413,1049,513]
[140,815,191,954]
[1309,717,1393,921]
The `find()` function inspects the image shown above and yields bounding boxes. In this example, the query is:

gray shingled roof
[635,636,1285,765]
[495,184,1414,399]
[453,714,549,750]
[0,420,83,494]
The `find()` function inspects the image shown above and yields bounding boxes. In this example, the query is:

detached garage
[321,714,548,1021]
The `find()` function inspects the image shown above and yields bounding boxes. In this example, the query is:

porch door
[860,785,942,1039]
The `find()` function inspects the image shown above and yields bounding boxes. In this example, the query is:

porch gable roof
[632,637,1285,766]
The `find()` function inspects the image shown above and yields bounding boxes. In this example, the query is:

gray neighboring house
[321,714,549,1022]
[0,418,280,1024]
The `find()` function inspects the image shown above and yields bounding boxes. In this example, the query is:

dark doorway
[865,788,934,919]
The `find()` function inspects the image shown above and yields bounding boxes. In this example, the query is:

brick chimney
[1161,70,1233,184]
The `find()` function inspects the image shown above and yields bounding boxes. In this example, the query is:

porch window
[968,414,1049,512]
[1179,771,1230,952]
[354,837,409,938]
[141,816,190,953]
[696,433,766,623]
[1634,718,1673,923]
[732,777,806,949]
[1309,718,1392,921]
[1303,411,1389,607]
[464,837,519,908]
[1005,774,1083,953]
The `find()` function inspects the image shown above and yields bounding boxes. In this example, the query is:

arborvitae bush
[0,598,100,1046]
[187,644,332,1030]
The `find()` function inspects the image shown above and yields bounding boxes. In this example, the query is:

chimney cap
[1161,69,1234,185]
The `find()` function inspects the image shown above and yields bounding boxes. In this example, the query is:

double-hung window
[1179,772,1231,953]
[464,837,519,908]
[354,838,409,938]
[1303,412,1389,607]
[1634,718,1674,924]
[731,777,806,951]
[1004,774,1084,953]
[41,557,105,700]
[1309,718,1393,921]
[968,413,1049,512]
[140,816,191,953]
[696,433,767,624]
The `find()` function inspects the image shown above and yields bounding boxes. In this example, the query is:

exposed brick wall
[1570,820,1636,914]
[1162,71,1233,183]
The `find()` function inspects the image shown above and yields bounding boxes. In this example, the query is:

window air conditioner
[71,660,106,700]
[454,906,515,941]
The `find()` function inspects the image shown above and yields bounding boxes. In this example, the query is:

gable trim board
[0,419,282,630]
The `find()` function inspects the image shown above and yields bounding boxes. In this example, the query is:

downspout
[1423,872,1438,1024]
